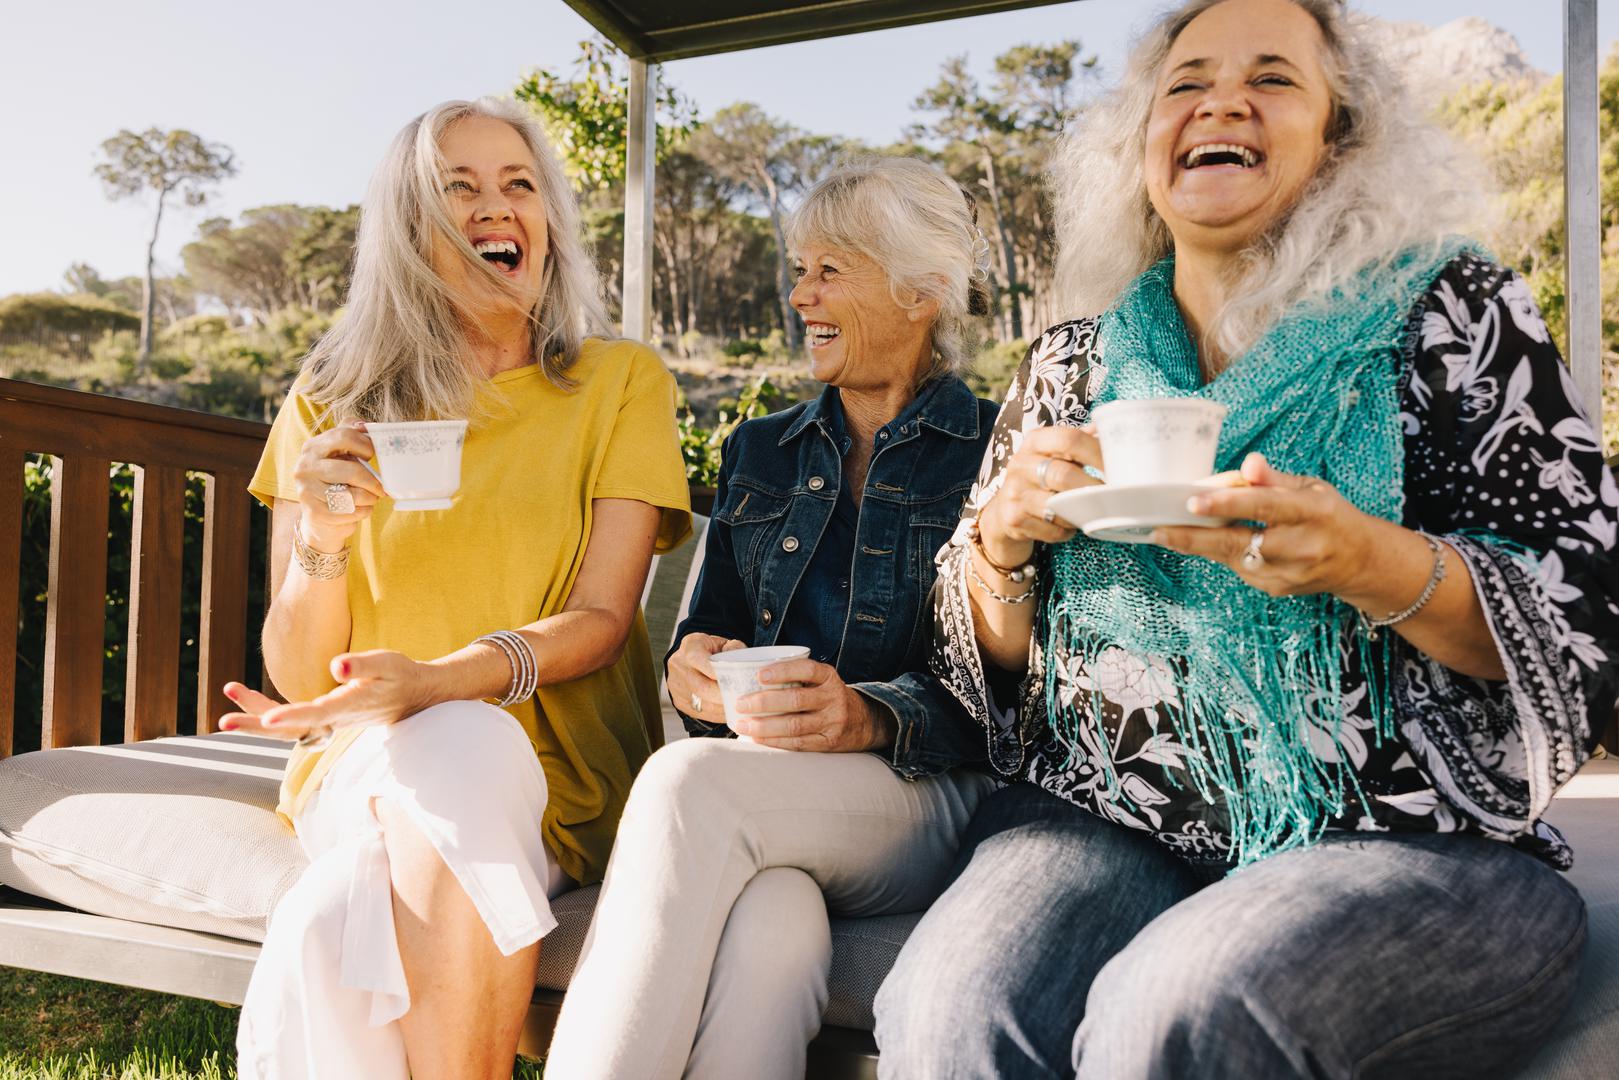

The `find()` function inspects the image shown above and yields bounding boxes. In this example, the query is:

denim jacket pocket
[716,481,792,581]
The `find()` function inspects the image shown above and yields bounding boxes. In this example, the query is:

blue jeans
[874,784,1586,1079]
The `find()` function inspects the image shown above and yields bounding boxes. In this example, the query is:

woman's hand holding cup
[978,426,1106,564]
[667,632,746,725]
[731,659,894,753]
[292,422,385,551]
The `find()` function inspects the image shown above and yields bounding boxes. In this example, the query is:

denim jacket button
[782,536,800,552]
[808,476,825,491]
[761,608,773,625]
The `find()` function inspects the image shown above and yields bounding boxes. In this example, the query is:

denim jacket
[671,375,999,778]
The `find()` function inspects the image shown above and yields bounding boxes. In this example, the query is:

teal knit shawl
[1042,243,1474,867]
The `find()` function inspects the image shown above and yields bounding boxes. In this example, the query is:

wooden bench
[3,375,1616,1079]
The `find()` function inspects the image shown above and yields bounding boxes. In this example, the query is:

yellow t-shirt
[248,338,692,884]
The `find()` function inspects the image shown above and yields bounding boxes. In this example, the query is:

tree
[93,128,236,378]
[1437,48,1619,454]
[514,37,695,192]
[911,42,1097,339]
[181,204,356,319]
[62,263,141,311]
[285,204,359,312]
[695,105,843,351]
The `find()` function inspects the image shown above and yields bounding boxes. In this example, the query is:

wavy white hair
[301,97,608,423]
[786,156,994,383]
[1051,0,1488,359]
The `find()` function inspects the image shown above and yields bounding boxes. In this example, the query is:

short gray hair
[1050,0,1485,359]
[301,96,608,423]
[786,156,993,382]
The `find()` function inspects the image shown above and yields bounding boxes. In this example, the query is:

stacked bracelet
[291,520,349,580]
[476,630,538,706]
[966,552,1038,605]
[1358,532,1447,640]
[966,521,1038,584]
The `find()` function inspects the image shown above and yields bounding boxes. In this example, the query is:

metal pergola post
[1564,0,1603,425]
[622,58,658,342]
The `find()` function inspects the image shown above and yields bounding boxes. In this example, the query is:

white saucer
[1045,482,1232,544]
[392,497,454,511]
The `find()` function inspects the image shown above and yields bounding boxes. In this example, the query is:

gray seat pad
[3,733,1615,1060]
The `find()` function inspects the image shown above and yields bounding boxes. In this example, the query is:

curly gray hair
[1050,0,1487,360]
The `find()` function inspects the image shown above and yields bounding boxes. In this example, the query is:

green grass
[0,970,544,1079]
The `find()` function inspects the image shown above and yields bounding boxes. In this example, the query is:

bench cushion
[0,733,302,941]
[0,731,909,1030]
[3,731,1615,1068]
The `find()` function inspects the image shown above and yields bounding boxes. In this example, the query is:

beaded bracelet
[966,551,1038,605]
[966,520,1038,584]
[475,630,539,706]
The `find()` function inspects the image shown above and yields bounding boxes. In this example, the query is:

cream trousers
[544,738,995,1080]
[235,701,569,1080]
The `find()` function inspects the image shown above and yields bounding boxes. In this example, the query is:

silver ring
[1036,458,1056,491]
[1041,506,1057,525]
[295,726,333,751]
[1240,528,1267,571]
[324,483,354,516]
[690,692,702,715]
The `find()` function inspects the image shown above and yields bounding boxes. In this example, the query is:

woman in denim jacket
[545,156,1002,1079]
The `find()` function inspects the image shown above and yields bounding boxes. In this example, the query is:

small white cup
[711,645,812,732]
[365,420,468,510]
[1090,398,1228,488]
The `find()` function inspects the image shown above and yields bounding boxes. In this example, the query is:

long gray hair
[301,97,608,422]
[1051,0,1487,359]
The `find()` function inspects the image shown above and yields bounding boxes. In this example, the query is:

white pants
[544,738,995,1080]
[236,701,569,1080]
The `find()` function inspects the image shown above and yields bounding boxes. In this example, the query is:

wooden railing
[0,378,269,758]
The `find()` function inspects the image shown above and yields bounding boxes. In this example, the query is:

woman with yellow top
[218,97,691,1080]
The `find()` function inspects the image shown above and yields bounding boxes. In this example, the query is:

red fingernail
[338,661,351,678]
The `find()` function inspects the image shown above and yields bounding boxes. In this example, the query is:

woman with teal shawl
[876,1,1619,1077]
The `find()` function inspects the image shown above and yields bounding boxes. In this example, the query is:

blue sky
[1,0,1613,297]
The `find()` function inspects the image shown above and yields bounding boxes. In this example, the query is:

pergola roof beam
[565,0,1077,62]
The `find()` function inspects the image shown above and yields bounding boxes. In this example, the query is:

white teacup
[711,645,812,732]
[365,420,468,511]
[1090,398,1228,488]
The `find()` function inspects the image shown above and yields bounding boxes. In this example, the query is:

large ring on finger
[324,483,355,516]
[690,692,703,715]
[295,725,333,751]
[1036,458,1056,491]
[1240,527,1267,571]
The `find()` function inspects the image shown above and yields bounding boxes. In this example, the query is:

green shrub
[678,375,785,487]
[720,338,765,360]
[0,293,140,338]
[12,458,270,754]
[965,337,1029,402]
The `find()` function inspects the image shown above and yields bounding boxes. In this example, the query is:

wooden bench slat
[0,382,263,477]
[198,473,251,735]
[0,448,23,758]
[124,466,186,742]
[43,456,110,749]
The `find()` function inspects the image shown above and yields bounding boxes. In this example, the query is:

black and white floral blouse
[931,254,1619,868]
